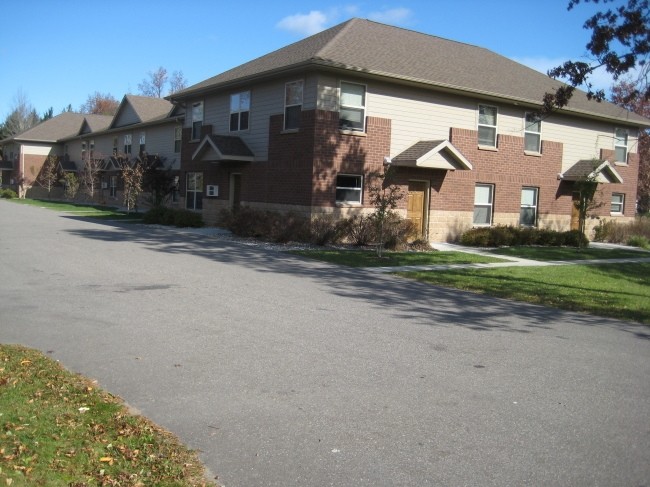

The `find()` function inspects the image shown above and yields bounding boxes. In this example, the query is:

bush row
[218,206,423,250]
[142,206,204,228]
[593,217,650,247]
[459,225,589,248]
[0,189,17,199]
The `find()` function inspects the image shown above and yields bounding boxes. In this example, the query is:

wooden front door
[407,181,427,238]
[571,192,580,230]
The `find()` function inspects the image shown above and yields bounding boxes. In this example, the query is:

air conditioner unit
[206,185,218,197]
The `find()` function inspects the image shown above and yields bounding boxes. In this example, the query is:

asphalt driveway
[1,200,649,486]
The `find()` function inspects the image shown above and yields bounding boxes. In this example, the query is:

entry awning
[192,134,255,162]
[391,140,473,171]
[57,158,78,172]
[560,160,623,184]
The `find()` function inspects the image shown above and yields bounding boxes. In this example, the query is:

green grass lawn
[399,262,650,324]
[290,249,506,267]
[9,198,142,220]
[489,246,650,261]
[0,344,215,486]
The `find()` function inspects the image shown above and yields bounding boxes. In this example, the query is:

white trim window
[81,141,87,161]
[335,174,363,204]
[611,193,624,214]
[112,137,118,156]
[174,126,182,153]
[339,82,366,132]
[139,132,146,154]
[109,175,118,198]
[124,134,132,154]
[520,187,538,226]
[89,139,95,158]
[191,101,203,140]
[615,128,628,163]
[473,183,494,225]
[284,81,303,130]
[186,172,203,210]
[230,91,250,132]
[478,105,498,147]
[524,113,542,153]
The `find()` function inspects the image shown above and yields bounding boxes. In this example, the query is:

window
[520,187,538,226]
[112,137,118,156]
[473,184,494,225]
[284,81,303,130]
[478,105,498,147]
[124,134,132,154]
[110,175,117,198]
[339,82,366,131]
[186,172,203,210]
[191,102,203,140]
[615,128,628,163]
[174,126,182,153]
[81,141,87,161]
[90,139,95,158]
[139,132,146,155]
[524,113,541,153]
[230,91,250,131]
[335,174,363,204]
[611,193,624,214]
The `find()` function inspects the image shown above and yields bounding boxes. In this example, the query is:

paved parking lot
[1,200,649,486]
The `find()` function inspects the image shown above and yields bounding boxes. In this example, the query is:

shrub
[459,225,588,248]
[310,214,342,246]
[338,215,376,246]
[382,215,417,250]
[142,207,204,228]
[594,217,650,243]
[627,235,650,249]
[0,188,18,199]
[219,207,311,243]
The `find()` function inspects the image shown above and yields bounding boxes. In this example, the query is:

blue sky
[0,0,611,121]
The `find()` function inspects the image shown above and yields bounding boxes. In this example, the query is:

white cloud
[276,11,330,36]
[367,7,412,25]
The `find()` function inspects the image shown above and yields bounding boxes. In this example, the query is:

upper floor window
[192,101,203,140]
[524,113,542,153]
[139,132,146,155]
[615,128,628,163]
[611,193,624,214]
[174,126,182,153]
[112,137,118,156]
[284,81,303,130]
[473,183,494,226]
[478,105,498,147]
[81,141,87,160]
[230,91,250,132]
[89,139,95,158]
[340,82,366,131]
[124,134,132,154]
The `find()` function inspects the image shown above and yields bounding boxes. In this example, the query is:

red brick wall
[597,149,639,217]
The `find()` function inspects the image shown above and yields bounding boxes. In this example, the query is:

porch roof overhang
[390,140,473,171]
[58,159,78,172]
[192,134,255,162]
[560,160,624,184]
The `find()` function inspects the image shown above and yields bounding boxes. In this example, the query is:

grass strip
[8,199,142,220]
[0,344,215,486]
[291,249,506,267]
[398,262,650,324]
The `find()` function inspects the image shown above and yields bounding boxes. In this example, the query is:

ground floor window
[186,172,203,210]
[611,193,624,214]
[110,175,118,198]
[473,183,494,225]
[335,174,362,204]
[520,187,538,226]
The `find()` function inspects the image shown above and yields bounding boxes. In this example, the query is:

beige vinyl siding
[112,103,140,127]
[144,124,181,169]
[22,144,57,156]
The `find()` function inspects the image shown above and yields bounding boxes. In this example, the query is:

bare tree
[80,153,104,201]
[119,157,146,212]
[80,92,119,115]
[1,90,40,139]
[368,164,404,257]
[138,67,168,98]
[63,172,80,200]
[30,155,59,197]
[169,70,188,94]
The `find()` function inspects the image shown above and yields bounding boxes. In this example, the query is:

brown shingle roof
[125,95,174,123]
[172,18,649,127]
[2,112,86,143]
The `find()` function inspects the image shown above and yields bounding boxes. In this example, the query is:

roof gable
[192,135,255,162]
[392,140,473,170]
[111,95,174,129]
[561,160,624,184]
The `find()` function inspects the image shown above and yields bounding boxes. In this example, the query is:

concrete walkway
[364,241,650,273]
